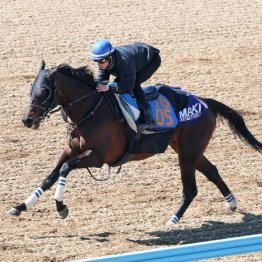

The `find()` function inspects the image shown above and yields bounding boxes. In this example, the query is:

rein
[73,94,104,127]
[86,165,122,181]
[66,90,98,108]
[59,90,100,126]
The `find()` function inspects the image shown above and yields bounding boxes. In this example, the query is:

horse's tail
[203,98,262,153]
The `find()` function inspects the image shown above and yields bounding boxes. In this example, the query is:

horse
[8,61,262,225]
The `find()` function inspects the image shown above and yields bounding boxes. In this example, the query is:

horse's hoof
[58,206,69,219]
[228,197,237,211]
[166,220,176,226]
[229,206,237,212]
[7,208,21,216]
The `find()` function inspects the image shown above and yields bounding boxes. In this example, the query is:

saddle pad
[115,92,179,133]
[115,85,208,134]
[147,85,208,131]
[159,85,208,125]
[115,93,140,132]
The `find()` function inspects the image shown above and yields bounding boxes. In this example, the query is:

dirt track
[0,0,261,261]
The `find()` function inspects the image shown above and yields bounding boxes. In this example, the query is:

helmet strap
[107,55,115,70]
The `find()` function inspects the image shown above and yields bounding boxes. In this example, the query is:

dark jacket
[96,43,160,94]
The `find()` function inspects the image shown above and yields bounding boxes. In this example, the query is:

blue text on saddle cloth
[149,94,178,129]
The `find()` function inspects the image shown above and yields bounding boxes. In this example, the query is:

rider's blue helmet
[91,39,115,61]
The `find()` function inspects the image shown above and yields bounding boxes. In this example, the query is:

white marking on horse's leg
[24,187,44,209]
[225,193,237,210]
[166,214,180,225]
[54,177,66,202]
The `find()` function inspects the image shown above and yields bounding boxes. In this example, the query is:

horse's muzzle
[22,116,33,128]
[22,116,40,129]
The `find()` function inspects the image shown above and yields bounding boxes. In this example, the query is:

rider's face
[97,57,110,70]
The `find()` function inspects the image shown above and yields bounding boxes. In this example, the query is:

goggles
[94,58,107,64]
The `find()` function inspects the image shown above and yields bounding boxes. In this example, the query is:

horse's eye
[37,87,50,100]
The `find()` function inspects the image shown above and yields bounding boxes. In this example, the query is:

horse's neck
[59,76,93,99]
[56,73,98,123]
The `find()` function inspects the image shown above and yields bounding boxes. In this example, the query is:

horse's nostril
[22,117,33,126]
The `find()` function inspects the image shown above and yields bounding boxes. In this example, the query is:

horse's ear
[39,60,45,71]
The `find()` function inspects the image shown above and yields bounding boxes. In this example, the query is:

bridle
[31,75,104,129]
[29,84,59,124]
[58,89,104,128]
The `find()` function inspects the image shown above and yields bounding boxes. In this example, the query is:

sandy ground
[0,0,261,261]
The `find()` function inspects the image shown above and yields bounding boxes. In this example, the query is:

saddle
[143,85,159,100]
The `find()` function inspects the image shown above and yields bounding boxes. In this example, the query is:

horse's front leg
[54,149,103,219]
[8,167,61,216]
[7,148,76,217]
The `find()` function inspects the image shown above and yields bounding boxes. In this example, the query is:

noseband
[30,103,57,122]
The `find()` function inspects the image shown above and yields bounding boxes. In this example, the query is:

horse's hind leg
[167,110,221,224]
[196,155,237,211]
[168,158,198,224]
[167,133,200,225]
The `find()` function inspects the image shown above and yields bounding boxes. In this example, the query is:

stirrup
[138,120,154,131]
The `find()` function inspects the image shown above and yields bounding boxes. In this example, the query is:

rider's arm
[96,70,110,92]
[108,62,136,94]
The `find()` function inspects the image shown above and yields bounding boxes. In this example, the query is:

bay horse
[8,61,262,225]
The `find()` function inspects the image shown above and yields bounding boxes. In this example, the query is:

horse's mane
[56,64,97,89]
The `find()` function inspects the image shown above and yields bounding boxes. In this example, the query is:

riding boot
[139,107,154,130]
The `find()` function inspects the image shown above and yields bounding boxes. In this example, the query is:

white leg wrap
[24,187,43,209]
[225,193,237,209]
[54,177,66,202]
[167,214,180,225]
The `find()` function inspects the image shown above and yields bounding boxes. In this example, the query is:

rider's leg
[133,85,154,129]
[133,52,161,128]
[136,51,161,82]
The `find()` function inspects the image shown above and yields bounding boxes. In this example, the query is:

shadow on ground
[127,212,262,246]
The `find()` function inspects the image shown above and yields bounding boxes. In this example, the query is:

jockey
[91,39,161,130]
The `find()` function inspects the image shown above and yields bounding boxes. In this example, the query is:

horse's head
[22,61,58,129]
